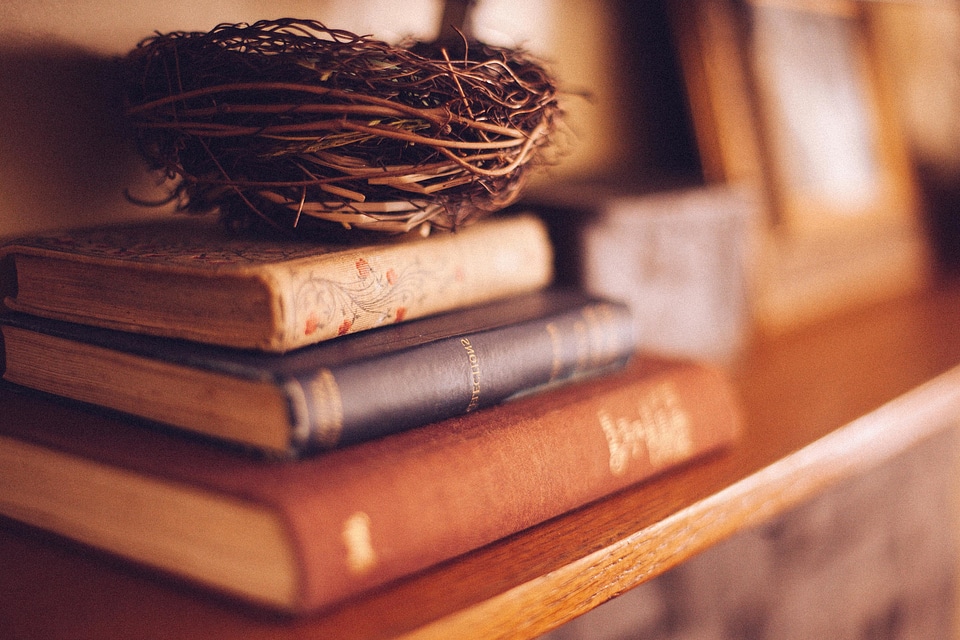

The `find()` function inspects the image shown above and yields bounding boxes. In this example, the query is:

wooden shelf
[3,280,960,639]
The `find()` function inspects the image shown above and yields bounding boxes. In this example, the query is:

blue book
[0,289,634,456]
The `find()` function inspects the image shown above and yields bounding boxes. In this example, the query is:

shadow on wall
[0,40,170,239]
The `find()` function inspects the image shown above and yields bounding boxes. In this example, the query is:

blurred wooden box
[669,0,931,334]
[529,181,758,364]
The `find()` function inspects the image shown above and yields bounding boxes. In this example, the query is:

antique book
[0,213,553,352]
[0,356,741,614]
[0,289,633,455]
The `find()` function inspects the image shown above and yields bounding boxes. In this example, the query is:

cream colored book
[0,213,553,352]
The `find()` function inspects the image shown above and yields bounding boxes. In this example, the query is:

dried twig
[121,18,561,235]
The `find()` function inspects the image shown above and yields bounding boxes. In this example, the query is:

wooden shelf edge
[401,365,960,640]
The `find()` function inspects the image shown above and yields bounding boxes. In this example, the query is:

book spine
[283,300,635,451]
[286,361,741,612]
[272,214,554,351]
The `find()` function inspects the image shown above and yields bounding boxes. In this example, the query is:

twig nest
[121,18,562,235]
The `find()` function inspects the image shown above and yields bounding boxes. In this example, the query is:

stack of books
[0,211,742,614]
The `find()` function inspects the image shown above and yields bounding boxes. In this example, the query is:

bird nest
[121,18,562,235]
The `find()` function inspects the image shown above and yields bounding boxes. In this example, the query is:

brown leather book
[0,356,741,614]
[0,213,553,352]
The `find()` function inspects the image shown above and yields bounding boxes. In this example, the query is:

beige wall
[0,1,626,239]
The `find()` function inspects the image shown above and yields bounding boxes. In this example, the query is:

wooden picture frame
[746,1,915,234]
[670,0,929,333]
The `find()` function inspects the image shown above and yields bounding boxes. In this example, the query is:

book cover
[0,213,553,352]
[0,289,634,455]
[0,356,742,614]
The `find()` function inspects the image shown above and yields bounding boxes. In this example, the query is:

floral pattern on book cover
[294,254,458,338]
